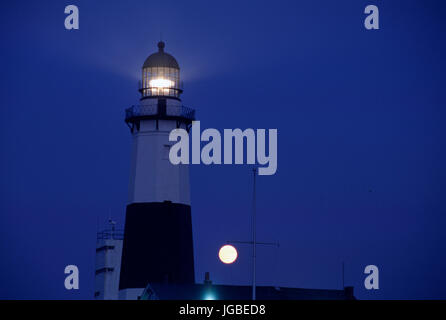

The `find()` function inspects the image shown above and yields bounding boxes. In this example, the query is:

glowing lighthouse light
[149,78,174,88]
[218,245,238,264]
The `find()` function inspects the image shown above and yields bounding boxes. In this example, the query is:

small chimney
[204,272,212,285]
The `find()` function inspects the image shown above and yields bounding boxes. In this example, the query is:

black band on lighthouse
[119,202,195,290]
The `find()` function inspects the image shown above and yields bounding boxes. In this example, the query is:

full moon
[218,245,238,264]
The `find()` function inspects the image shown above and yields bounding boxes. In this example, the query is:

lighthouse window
[163,144,171,160]
[96,245,115,252]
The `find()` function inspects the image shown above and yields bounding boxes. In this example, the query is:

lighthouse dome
[143,41,179,69]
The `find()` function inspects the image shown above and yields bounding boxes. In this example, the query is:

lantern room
[140,41,182,99]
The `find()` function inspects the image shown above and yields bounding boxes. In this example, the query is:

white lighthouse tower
[118,42,196,300]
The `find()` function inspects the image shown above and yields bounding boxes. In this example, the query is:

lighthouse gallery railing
[125,105,195,121]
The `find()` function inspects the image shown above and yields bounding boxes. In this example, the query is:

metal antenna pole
[252,168,257,301]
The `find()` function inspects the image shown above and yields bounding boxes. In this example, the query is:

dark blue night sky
[1,0,445,299]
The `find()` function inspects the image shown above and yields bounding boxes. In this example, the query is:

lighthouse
[118,41,196,300]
